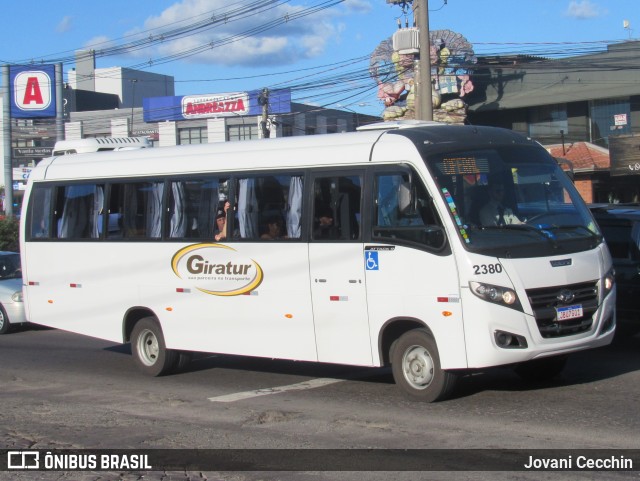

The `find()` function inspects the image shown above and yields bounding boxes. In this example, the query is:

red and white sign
[614,113,628,126]
[181,92,249,119]
[13,70,52,111]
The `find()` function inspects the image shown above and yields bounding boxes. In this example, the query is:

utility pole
[1,65,13,217]
[386,0,433,120]
[415,0,433,120]
[258,88,270,138]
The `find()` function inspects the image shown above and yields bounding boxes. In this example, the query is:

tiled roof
[546,142,610,172]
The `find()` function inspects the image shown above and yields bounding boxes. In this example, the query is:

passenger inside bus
[261,216,287,240]
[313,206,339,240]
[478,179,522,226]
[214,202,230,241]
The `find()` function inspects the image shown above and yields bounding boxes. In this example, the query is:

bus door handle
[315,278,327,283]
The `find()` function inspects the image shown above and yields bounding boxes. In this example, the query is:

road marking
[208,377,344,403]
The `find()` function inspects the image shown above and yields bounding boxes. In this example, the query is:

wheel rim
[136,328,160,366]
[402,344,435,390]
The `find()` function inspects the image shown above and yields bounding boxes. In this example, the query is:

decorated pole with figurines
[370,15,476,125]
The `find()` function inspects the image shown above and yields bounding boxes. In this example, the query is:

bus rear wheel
[131,317,177,376]
[390,328,457,402]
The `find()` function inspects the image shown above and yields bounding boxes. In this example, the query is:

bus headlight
[11,290,23,302]
[469,281,523,311]
[602,268,615,296]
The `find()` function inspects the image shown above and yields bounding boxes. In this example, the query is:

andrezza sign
[181,92,249,118]
[171,243,263,296]
[143,88,291,122]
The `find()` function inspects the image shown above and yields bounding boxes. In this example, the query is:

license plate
[556,304,583,321]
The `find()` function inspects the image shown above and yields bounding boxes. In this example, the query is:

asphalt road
[1,324,639,481]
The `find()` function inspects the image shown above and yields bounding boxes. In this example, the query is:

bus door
[308,172,373,365]
[365,169,464,366]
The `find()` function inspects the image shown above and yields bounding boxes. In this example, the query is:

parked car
[0,251,26,334]
[589,204,640,334]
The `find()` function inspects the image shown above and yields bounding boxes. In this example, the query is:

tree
[0,217,20,252]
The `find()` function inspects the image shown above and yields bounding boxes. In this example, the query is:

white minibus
[20,122,616,402]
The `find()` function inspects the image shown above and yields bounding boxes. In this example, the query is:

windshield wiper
[545,224,602,241]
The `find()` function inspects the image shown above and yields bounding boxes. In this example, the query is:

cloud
[342,0,372,14]
[565,0,606,19]
[83,36,114,52]
[56,16,73,33]
[121,0,365,67]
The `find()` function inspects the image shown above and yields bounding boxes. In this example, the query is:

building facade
[466,40,640,203]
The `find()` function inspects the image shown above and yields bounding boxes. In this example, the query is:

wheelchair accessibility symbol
[365,251,379,270]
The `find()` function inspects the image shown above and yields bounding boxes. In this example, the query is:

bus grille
[525,281,599,338]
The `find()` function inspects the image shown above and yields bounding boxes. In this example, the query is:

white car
[0,252,26,334]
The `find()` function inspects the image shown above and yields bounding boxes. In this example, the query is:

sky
[1,0,638,117]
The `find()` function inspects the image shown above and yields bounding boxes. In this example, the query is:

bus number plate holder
[556,304,583,321]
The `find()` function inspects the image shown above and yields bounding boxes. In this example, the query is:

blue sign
[143,88,291,122]
[10,65,56,118]
[365,251,379,271]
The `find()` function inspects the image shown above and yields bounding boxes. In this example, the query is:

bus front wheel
[131,317,177,377]
[391,328,457,402]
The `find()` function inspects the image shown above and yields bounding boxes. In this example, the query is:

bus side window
[312,175,362,241]
[166,178,227,239]
[110,182,163,239]
[56,184,105,239]
[236,175,303,240]
[28,185,53,239]
[372,172,445,249]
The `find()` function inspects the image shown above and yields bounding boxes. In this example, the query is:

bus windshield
[426,145,602,258]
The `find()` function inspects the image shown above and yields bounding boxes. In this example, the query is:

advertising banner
[10,65,56,118]
[143,88,291,122]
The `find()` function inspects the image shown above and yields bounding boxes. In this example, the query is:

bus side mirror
[424,225,446,250]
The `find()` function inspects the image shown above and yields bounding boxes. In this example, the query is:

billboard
[10,65,56,118]
[143,88,291,122]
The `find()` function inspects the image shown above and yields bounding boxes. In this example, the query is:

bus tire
[390,328,457,402]
[131,317,177,377]
[0,305,9,335]
[514,355,568,382]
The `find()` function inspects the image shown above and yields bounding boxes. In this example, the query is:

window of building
[281,123,294,137]
[178,127,208,145]
[590,98,631,147]
[227,124,259,142]
[528,104,568,142]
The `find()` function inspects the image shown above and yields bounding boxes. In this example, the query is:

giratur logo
[171,243,263,296]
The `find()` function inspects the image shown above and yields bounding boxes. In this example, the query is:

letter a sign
[10,65,56,118]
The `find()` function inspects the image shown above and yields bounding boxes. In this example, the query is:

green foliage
[0,217,19,252]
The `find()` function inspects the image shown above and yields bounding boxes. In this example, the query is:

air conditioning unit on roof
[393,28,420,55]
